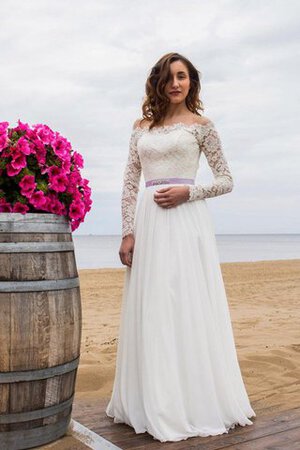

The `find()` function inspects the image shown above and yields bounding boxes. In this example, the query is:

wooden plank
[72,399,300,450]
[0,247,78,282]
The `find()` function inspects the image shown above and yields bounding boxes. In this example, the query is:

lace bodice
[121,119,234,239]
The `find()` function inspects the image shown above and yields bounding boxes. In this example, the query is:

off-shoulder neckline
[133,120,214,133]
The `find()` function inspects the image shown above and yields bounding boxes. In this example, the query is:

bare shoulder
[133,118,151,129]
[192,115,212,126]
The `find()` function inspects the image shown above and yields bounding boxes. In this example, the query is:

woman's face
[164,60,191,104]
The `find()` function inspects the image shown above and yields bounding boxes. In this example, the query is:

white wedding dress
[105,119,256,443]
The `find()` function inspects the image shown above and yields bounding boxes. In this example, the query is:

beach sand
[38,259,300,448]
[75,259,300,414]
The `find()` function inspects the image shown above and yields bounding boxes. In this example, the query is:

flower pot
[0,213,82,450]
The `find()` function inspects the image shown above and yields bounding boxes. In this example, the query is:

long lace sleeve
[121,125,142,239]
[188,120,234,202]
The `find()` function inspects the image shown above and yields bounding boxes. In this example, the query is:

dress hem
[105,410,256,443]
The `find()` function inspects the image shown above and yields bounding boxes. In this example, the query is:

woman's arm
[121,120,142,239]
[187,120,234,201]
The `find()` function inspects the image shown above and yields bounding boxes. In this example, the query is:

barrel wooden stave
[0,213,82,449]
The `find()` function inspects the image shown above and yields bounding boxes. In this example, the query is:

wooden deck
[71,398,300,449]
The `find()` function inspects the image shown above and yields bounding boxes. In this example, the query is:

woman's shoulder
[132,118,151,130]
[190,115,212,126]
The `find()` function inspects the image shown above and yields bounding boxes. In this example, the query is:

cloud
[1,0,299,234]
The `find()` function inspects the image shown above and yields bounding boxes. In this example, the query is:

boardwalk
[72,398,300,449]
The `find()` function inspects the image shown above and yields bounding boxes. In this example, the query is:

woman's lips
[170,92,180,95]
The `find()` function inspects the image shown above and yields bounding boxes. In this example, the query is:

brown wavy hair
[140,52,204,130]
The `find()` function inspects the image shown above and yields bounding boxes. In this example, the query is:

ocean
[72,234,300,269]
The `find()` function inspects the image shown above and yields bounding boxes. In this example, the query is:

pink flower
[16,136,31,155]
[69,200,85,220]
[68,170,82,187]
[0,198,12,212]
[53,134,71,159]
[48,198,65,215]
[0,122,9,133]
[31,139,46,165]
[32,124,55,146]
[71,218,81,231]
[28,190,47,208]
[16,120,30,133]
[72,151,84,168]
[13,202,30,213]
[11,152,27,170]
[47,165,61,178]
[52,202,65,215]
[0,121,9,152]
[19,175,37,197]
[49,173,68,192]
[1,120,92,232]
[61,158,71,174]
[6,162,23,176]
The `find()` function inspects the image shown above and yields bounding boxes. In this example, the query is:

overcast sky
[1,0,299,235]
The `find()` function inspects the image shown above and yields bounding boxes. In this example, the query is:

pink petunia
[69,200,85,220]
[47,198,65,215]
[12,202,30,214]
[28,190,47,209]
[0,121,9,152]
[32,124,56,146]
[53,134,71,159]
[0,198,13,212]
[49,173,68,192]
[31,139,47,165]
[19,175,37,197]
[6,162,23,177]
[47,165,61,177]
[16,120,30,133]
[11,152,27,170]
[72,151,84,168]
[1,120,92,231]
[16,136,32,155]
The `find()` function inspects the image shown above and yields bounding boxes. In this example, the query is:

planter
[0,213,82,450]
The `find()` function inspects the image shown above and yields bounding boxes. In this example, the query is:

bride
[105,51,256,443]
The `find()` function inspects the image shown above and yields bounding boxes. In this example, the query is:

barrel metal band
[0,356,79,383]
[0,416,70,448]
[0,242,74,253]
[0,395,74,424]
[0,277,79,293]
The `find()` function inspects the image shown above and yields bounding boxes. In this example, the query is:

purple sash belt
[145,177,195,187]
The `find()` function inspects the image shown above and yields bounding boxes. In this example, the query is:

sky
[1,0,299,235]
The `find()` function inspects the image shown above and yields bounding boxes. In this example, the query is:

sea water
[72,234,300,269]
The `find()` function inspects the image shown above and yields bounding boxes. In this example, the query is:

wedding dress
[105,119,256,443]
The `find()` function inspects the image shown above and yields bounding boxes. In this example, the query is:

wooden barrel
[0,213,82,450]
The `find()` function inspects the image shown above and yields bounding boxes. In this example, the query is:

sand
[75,259,300,416]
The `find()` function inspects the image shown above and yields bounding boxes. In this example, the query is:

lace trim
[134,121,213,134]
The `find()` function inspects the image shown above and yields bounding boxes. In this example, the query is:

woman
[105,52,256,443]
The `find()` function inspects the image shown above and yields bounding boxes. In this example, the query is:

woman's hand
[153,186,190,208]
[119,234,135,267]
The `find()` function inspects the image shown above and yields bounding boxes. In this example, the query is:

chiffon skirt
[105,183,256,443]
